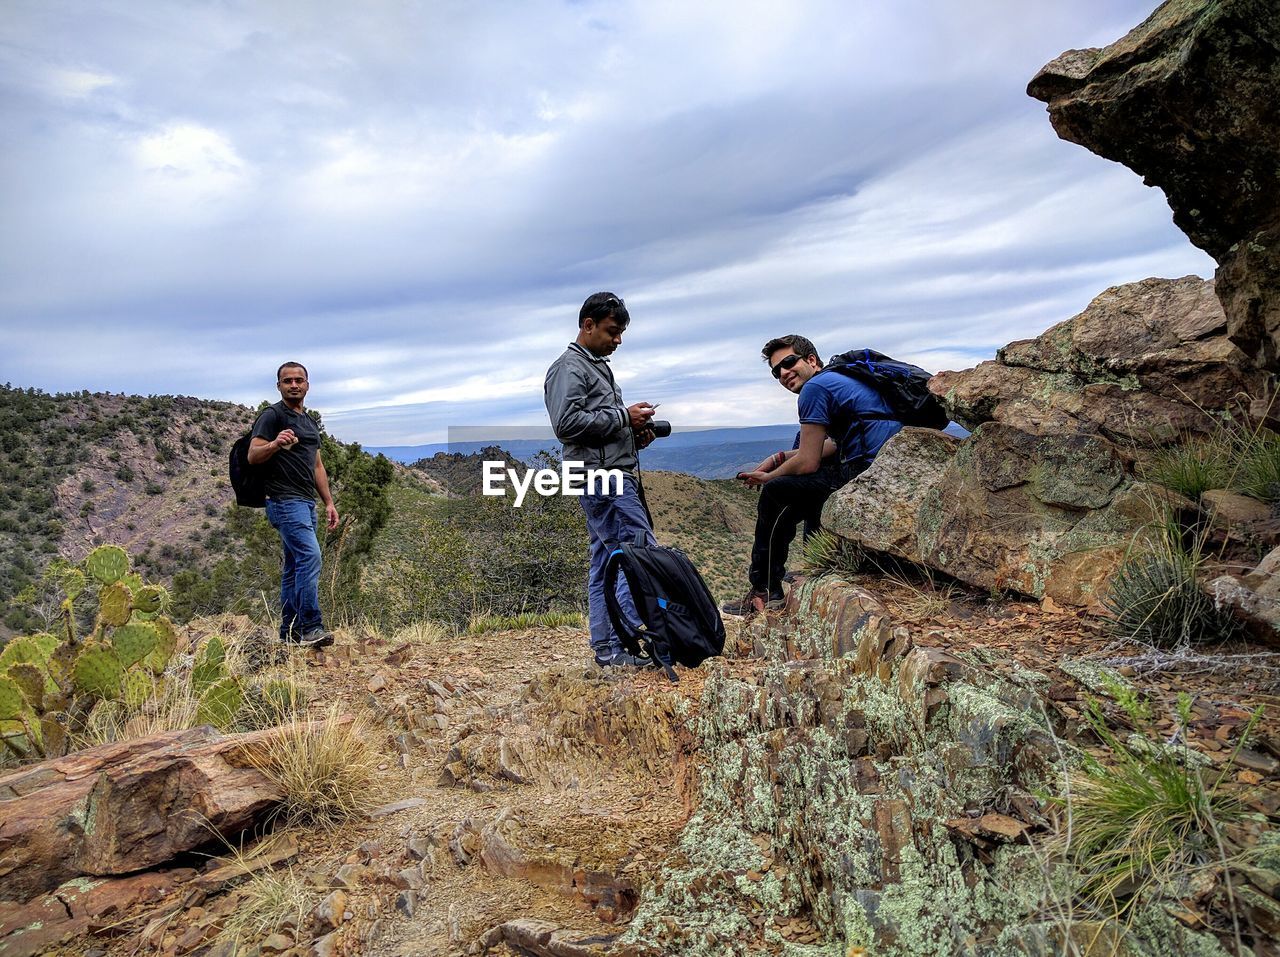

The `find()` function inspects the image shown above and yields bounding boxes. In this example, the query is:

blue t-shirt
[797,370,904,473]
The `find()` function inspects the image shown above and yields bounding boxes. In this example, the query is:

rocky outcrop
[615,576,1252,957]
[0,724,289,900]
[930,277,1264,444]
[1028,0,1280,371]
[825,423,1175,607]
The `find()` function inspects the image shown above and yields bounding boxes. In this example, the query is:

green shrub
[1238,431,1280,504]
[1140,436,1231,499]
[1102,524,1243,647]
[1051,696,1255,914]
[800,529,863,576]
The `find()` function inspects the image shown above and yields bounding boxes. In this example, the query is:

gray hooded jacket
[544,343,638,475]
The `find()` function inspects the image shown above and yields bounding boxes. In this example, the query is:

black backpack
[824,349,949,430]
[229,433,266,507]
[604,533,726,682]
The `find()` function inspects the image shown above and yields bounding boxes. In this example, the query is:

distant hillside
[642,470,759,600]
[411,445,526,496]
[0,386,251,633]
[0,385,430,637]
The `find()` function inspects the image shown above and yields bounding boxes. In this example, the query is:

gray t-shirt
[250,401,321,501]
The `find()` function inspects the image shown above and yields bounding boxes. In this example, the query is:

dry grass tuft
[466,610,585,635]
[391,620,450,644]
[248,703,382,829]
[210,854,313,952]
[79,671,203,747]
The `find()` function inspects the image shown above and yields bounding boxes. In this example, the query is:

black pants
[749,461,854,597]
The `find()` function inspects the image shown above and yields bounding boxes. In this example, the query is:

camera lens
[650,420,672,438]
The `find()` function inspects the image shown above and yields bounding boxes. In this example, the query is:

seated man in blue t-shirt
[722,335,903,617]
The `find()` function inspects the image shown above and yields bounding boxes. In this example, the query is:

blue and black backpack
[824,349,949,430]
[604,532,725,682]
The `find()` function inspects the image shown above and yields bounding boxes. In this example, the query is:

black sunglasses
[770,354,804,379]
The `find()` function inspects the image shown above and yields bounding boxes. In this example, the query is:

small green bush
[1052,696,1254,913]
[1238,431,1280,504]
[1102,532,1243,647]
[1140,436,1231,500]
[800,529,863,576]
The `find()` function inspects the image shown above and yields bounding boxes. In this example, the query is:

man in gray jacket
[544,292,658,667]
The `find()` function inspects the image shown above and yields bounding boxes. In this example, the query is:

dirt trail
[295,624,708,956]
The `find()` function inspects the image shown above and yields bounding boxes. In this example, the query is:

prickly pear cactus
[6,664,47,710]
[0,676,25,721]
[98,581,133,628]
[132,584,168,617]
[124,670,155,709]
[1,543,209,759]
[197,676,243,730]
[60,567,86,601]
[146,617,178,674]
[0,635,57,672]
[111,622,158,669]
[71,643,123,701]
[192,636,228,694]
[85,544,129,585]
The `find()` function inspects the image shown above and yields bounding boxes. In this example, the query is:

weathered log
[0,724,289,901]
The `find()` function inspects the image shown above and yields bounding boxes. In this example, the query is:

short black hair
[761,335,819,363]
[277,362,308,381]
[579,291,630,329]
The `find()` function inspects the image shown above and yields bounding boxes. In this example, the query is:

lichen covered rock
[825,422,1171,607]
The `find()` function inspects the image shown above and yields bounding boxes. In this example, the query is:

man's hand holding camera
[630,402,672,450]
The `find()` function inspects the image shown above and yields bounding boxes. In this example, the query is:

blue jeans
[265,498,324,640]
[579,476,655,657]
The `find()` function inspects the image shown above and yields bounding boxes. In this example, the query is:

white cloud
[0,0,1219,445]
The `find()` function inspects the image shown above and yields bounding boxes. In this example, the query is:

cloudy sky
[1,0,1213,446]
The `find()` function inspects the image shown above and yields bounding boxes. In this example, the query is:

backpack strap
[602,546,679,683]
[602,547,644,650]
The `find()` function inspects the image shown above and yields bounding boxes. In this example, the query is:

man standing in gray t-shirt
[249,361,340,647]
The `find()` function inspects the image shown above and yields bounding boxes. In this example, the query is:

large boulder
[1028,0,1280,371]
[825,423,1173,607]
[930,276,1264,444]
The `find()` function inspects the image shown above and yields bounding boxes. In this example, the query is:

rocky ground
[3,567,1277,957]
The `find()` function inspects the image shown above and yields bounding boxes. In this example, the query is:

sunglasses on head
[771,354,804,379]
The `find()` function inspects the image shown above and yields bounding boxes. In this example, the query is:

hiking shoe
[782,571,802,584]
[285,627,334,648]
[594,650,650,668]
[720,589,769,617]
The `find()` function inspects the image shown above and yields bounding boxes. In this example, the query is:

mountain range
[370,422,968,478]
